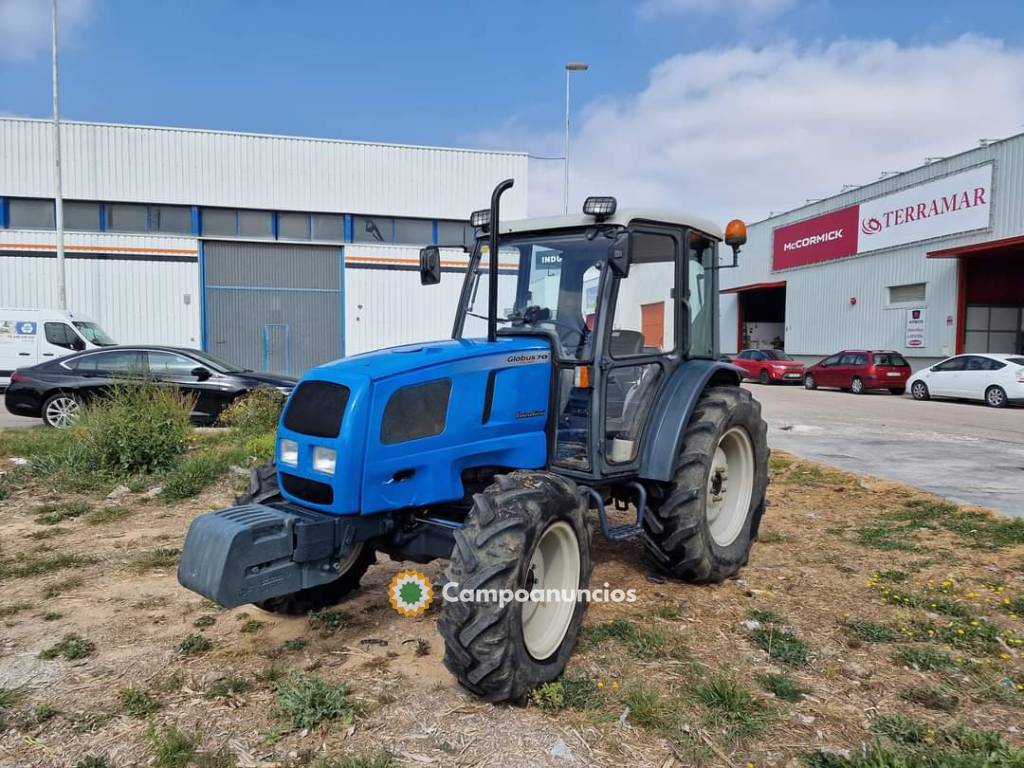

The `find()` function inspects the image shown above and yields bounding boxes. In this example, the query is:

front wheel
[850,377,865,394]
[986,385,1008,408]
[439,471,592,703]
[758,369,771,385]
[911,381,930,401]
[644,386,769,583]
[804,374,817,390]
[42,392,81,429]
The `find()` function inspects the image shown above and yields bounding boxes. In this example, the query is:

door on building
[640,302,665,350]
[203,242,343,374]
[964,306,1023,355]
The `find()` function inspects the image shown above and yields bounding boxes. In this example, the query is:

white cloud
[0,0,94,60]
[639,0,796,20]
[481,36,1024,223]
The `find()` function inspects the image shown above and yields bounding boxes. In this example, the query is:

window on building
[888,282,926,304]
[151,205,192,234]
[62,201,101,231]
[312,214,343,241]
[201,208,237,236]
[353,215,393,243]
[395,218,434,245]
[278,212,311,240]
[438,220,473,247]
[9,198,55,229]
[238,210,273,238]
[106,203,149,232]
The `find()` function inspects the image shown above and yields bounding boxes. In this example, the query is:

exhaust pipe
[488,179,514,343]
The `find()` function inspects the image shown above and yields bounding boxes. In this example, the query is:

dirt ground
[1,451,1022,768]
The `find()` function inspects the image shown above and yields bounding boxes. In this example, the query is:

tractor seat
[609,330,644,357]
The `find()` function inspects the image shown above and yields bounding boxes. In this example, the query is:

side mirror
[191,366,212,381]
[419,246,441,285]
[608,232,631,278]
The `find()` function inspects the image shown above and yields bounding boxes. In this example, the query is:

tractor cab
[425,195,745,488]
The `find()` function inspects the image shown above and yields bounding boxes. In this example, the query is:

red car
[731,349,806,384]
[803,350,911,394]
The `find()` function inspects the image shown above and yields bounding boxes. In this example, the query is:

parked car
[4,346,296,428]
[0,308,116,390]
[907,353,1024,408]
[731,349,806,384]
[802,350,910,395]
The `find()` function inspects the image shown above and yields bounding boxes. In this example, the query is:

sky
[2,0,1024,222]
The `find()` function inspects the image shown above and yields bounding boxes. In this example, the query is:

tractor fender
[638,360,744,483]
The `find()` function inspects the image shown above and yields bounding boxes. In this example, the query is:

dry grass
[0,447,1021,767]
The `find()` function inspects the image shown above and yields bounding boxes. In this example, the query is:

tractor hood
[275,336,553,516]
[315,337,551,383]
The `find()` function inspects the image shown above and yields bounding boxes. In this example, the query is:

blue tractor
[178,181,769,702]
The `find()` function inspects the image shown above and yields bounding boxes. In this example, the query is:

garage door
[202,241,343,375]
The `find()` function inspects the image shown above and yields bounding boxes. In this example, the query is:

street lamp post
[52,0,67,310]
[564,62,588,215]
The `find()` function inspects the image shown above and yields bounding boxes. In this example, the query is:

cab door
[599,227,681,474]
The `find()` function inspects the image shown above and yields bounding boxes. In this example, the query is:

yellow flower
[611,681,619,691]
[597,681,604,689]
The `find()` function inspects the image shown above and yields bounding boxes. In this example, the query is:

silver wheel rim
[852,378,863,393]
[45,396,79,428]
[336,543,365,574]
[707,426,755,547]
[988,388,1004,406]
[521,521,580,661]
[805,375,814,389]
[913,382,926,399]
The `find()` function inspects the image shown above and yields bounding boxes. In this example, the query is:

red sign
[772,206,859,270]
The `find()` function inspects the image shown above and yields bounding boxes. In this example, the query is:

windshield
[764,350,794,361]
[188,350,249,374]
[456,230,614,360]
[73,321,116,346]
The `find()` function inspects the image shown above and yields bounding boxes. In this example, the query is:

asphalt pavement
[750,382,1024,518]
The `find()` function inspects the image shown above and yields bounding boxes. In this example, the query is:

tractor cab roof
[498,208,724,240]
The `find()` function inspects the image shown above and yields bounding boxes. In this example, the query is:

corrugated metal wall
[204,241,342,374]
[343,244,469,356]
[0,119,529,220]
[719,133,1024,358]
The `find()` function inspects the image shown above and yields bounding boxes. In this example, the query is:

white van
[0,309,116,388]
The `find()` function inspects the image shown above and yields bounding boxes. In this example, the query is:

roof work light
[470,209,490,231]
[583,196,617,220]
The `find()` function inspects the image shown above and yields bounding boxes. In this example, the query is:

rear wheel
[42,392,80,429]
[239,461,376,615]
[985,385,1008,408]
[850,377,865,394]
[439,471,592,702]
[804,374,817,390]
[644,386,769,583]
[758,369,771,385]
[889,387,906,396]
[911,381,930,401]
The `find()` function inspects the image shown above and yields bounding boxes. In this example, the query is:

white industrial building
[0,118,527,373]
[720,133,1024,368]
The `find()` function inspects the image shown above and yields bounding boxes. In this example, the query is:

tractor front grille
[280,472,334,506]
[283,381,350,438]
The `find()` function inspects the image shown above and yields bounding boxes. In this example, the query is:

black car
[4,346,296,428]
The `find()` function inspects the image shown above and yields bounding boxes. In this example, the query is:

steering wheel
[520,306,590,354]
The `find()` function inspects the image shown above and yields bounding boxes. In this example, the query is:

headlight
[313,446,336,475]
[280,438,298,466]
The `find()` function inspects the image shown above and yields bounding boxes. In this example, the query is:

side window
[688,234,715,358]
[822,354,841,366]
[70,351,141,373]
[147,351,200,375]
[44,322,79,350]
[751,351,765,361]
[853,354,868,366]
[737,351,752,360]
[933,357,966,372]
[610,232,676,356]
[839,353,858,365]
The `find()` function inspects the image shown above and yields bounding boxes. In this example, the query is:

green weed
[845,619,900,643]
[207,677,251,698]
[75,757,111,768]
[131,547,180,572]
[0,551,95,579]
[624,686,678,733]
[582,618,685,660]
[148,722,199,768]
[758,673,806,702]
[275,673,358,730]
[218,388,285,436]
[194,615,216,629]
[42,575,85,598]
[899,684,959,712]
[893,645,954,671]
[749,626,809,667]
[85,505,132,525]
[159,453,230,501]
[0,686,27,709]
[240,618,264,634]
[748,608,785,624]
[307,608,352,636]
[35,501,92,525]
[39,633,95,660]
[696,676,770,739]
[178,634,213,656]
[120,686,161,717]
[283,638,308,652]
